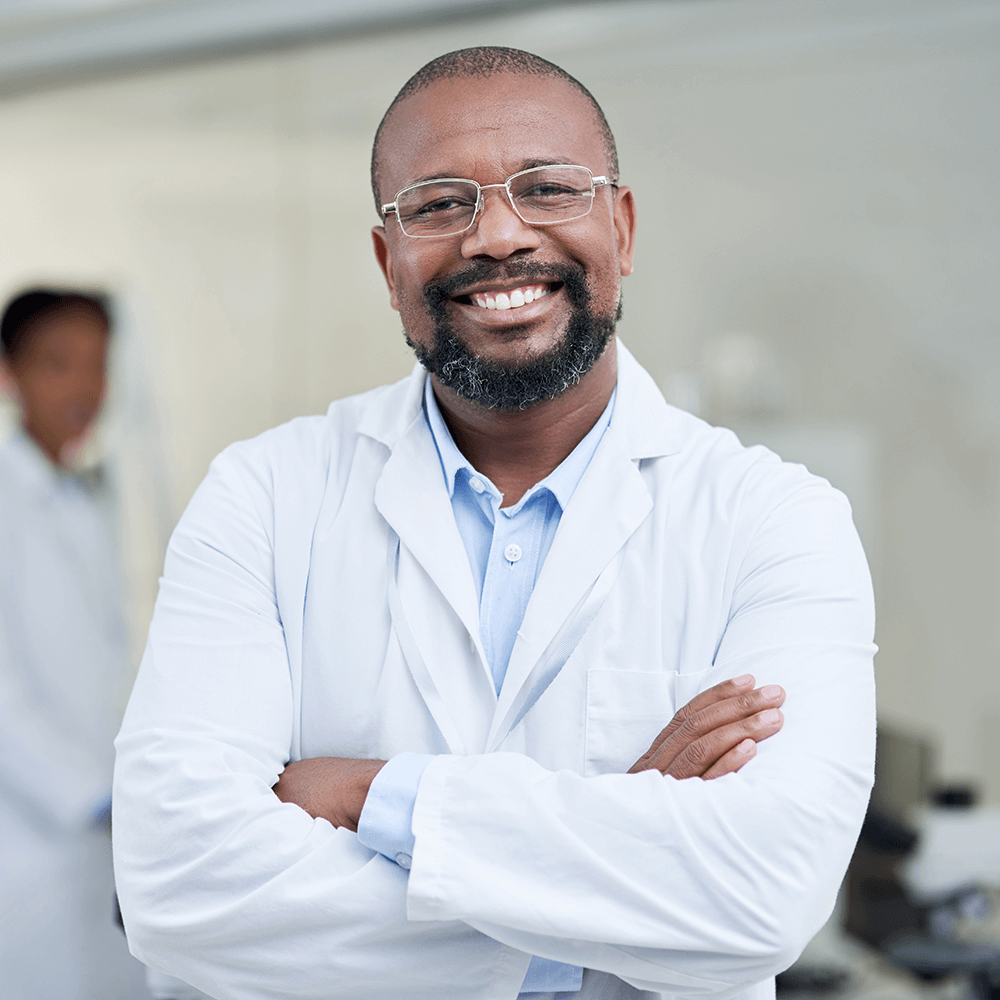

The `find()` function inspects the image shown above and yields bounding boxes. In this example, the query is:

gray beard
[407,260,620,412]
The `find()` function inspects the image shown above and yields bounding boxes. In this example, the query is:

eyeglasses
[381,164,615,238]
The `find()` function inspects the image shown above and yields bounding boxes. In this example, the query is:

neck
[432,340,616,507]
[22,419,65,467]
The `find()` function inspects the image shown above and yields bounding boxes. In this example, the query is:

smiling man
[113,48,876,1000]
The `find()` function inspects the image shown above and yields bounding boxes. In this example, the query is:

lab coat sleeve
[405,481,876,997]
[0,515,110,829]
[112,446,529,1000]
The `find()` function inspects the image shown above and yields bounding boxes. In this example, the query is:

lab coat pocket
[584,669,676,776]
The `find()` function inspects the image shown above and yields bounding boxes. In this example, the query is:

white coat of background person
[0,289,142,1000]
[113,47,877,1000]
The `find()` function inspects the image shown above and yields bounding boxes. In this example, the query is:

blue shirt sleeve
[356,752,583,995]
[356,751,434,869]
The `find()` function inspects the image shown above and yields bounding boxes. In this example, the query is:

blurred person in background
[0,289,131,999]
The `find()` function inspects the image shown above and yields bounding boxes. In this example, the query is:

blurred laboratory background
[0,0,998,997]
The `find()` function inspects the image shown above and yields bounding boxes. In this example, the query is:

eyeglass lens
[395,165,596,237]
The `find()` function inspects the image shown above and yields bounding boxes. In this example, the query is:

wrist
[346,759,386,832]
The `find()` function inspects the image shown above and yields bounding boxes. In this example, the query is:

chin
[407,312,615,412]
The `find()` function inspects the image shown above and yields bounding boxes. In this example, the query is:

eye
[397,181,479,223]
[521,182,580,199]
[415,194,476,216]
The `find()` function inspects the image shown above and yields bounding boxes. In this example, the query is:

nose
[459,183,542,260]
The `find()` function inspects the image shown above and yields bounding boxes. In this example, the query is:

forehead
[379,74,607,194]
[20,308,108,354]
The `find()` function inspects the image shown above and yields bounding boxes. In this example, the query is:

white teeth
[470,283,551,310]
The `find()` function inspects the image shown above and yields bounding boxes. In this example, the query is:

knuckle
[659,719,681,741]
[672,702,694,725]
[683,739,712,769]
[675,716,703,743]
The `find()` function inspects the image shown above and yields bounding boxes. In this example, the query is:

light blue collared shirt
[358,376,614,996]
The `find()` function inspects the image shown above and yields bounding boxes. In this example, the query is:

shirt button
[468,476,486,493]
[504,543,522,563]
[395,852,412,870]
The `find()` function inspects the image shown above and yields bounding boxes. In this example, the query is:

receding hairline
[370,47,619,213]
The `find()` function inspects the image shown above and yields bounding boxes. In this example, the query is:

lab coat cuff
[357,751,434,869]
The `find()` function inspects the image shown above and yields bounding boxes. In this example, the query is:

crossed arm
[273,674,786,831]
[114,441,874,999]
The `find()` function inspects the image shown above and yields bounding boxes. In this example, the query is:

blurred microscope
[778,725,1000,1000]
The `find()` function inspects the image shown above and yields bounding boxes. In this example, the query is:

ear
[612,185,637,277]
[371,226,400,312]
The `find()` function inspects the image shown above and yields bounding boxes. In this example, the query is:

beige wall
[2,0,998,798]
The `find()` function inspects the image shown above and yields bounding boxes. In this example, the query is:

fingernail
[759,708,781,725]
[737,738,756,756]
[734,674,754,687]
[760,685,782,700]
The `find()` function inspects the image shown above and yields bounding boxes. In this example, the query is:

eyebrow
[402,157,581,189]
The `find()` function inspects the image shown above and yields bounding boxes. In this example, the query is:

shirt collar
[423,375,615,512]
[1,428,62,498]
[0,428,95,506]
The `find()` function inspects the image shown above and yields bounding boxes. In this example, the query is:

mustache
[424,259,590,313]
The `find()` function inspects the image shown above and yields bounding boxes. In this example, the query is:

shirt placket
[481,494,546,694]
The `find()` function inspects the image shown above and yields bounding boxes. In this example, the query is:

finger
[670,673,758,729]
[632,683,784,775]
[702,738,757,780]
[629,674,756,772]
[675,683,785,747]
[656,707,784,779]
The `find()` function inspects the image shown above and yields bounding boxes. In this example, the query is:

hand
[628,674,784,780]
[273,757,386,832]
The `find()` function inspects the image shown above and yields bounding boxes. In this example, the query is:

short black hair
[1,288,110,363]
[371,46,619,212]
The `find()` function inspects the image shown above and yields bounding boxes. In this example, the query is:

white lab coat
[0,431,131,999]
[114,343,876,1000]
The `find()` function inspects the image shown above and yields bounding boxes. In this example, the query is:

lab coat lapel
[487,428,653,750]
[373,406,495,754]
[486,343,681,750]
[373,410,480,641]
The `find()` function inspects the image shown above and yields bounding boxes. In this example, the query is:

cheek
[393,284,425,332]
[392,265,439,339]
[77,371,107,401]
[585,252,623,310]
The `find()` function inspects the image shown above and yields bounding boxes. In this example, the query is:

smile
[467,283,553,311]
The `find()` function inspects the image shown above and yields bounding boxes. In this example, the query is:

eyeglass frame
[380,164,617,239]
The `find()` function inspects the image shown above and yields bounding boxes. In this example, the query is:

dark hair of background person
[1,289,111,362]
[370,45,620,212]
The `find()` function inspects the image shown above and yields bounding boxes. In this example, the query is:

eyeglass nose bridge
[469,180,527,231]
